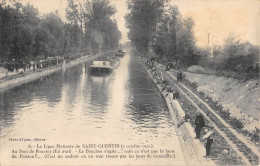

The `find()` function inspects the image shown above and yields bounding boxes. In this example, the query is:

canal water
[0,51,185,165]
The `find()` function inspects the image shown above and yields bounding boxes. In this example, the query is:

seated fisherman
[165,85,172,97]
[172,90,180,99]
[177,113,191,128]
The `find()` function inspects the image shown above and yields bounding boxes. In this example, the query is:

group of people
[1,58,64,73]
[195,112,215,158]
[164,62,183,82]
[179,111,215,158]
[151,68,180,100]
[142,56,215,158]
[144,58,181,100]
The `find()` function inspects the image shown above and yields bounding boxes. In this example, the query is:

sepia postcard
[0,0,259,165]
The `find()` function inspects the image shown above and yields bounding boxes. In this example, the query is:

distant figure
[28,63,31,70]
[155,75,161,84]
[172,90,179,99]
[166,64,170,71]
[195,112,205,139]
[162,83,168,92]
[152,67,156,72]
[177,113,191,128]
[23,63,26,72]
[202,128,214,158]
[153,71,158,77]
[177,70,183,82]
[255,64,259,73]
[162,77,167,85]
[165,85,171,97]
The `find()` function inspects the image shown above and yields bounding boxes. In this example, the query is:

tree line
[198,36,259,74]
[125,0,259,74]
[0,0,121,65]
[125,0,196,66]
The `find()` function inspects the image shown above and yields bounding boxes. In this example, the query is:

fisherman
[162,77,167,85]
[153,70,158,77]
[195,112,205,139]
[152,66,156,72]
[156,75,161,84]
[177,113,191,128]
[201,127,214,158]
[165,84,172,97]
[172,90,180,99]
[162,82,168,92]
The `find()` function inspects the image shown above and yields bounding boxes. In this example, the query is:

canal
[0,51,185,165]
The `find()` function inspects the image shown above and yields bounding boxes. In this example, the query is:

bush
[190,82,198,89]
[157,56,170,66]
[220,109,231,119]
[230,117,244,129]
[251,128,259,143]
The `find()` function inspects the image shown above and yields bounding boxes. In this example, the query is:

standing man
[202,127,214,158]
[179,70,183,82]
[177,70,182,82]
[23,61,26,72]
[166,62,170,71]
[177,71,180,82]
[33,63,35,71]
[195,112,205,139]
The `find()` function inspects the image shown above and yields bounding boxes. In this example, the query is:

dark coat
[195,113,205,128]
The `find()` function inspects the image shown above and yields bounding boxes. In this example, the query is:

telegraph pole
[207,33,210,50]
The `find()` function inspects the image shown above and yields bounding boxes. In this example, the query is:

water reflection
[0,52,185,165]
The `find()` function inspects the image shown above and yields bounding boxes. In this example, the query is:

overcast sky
[19,0,259,47]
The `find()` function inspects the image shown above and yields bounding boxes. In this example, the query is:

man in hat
[195,112,205,139]
[202,127,214,158]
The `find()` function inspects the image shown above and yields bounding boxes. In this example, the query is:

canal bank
[137,57,216,166]
[138,54,259,165]
[0,55,101,94]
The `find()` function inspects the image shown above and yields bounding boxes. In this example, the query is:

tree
[151,6,180,58]
[223,36,259,71]
[66,0,121,53]
[0,1,40,61]
[40,12,65,58]
[0,2,26,61]
[125,0,166,53]
[63,23,83,54]
[175,17,195,66]
[0,0,121,65]
[22,3,39,26]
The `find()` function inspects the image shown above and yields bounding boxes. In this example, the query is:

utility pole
[207,33,210,50]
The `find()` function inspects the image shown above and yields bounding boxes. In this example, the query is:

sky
[171,0,260,47]
[19,0,259,47]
